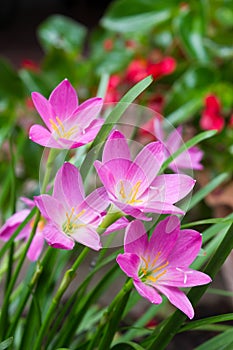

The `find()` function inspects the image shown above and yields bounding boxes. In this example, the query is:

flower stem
[146,222,233,350]
[40,148,60,194]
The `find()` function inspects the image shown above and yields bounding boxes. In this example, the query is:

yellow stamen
[146,270,167,283]
[119,180,126,199]
[128,181,142,204]
[63,208,86,234]
[152,261,169,274]
[49,117,79,139]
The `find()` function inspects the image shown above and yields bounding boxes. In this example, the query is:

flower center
[62,207,86,234]
[49,117,79,140]
[139,252,169,284]
[117,180,143,205]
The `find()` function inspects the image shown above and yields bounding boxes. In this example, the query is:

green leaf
[194,328,233,350]
[0,337,13,350]
[37,15,87,55]
[173,8,209,62]
[101,0,176,33]
[181,313,233,333]
[0,58,25,101]
[166,96,203,125]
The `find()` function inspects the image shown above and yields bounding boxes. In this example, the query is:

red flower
[105,75,122,103]
[21,59,40,72]
[147,57,176,79]
[126,58,148,84]
[200,94,224,132]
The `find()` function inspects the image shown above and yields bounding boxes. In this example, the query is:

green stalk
[146,223,233,350]
[40,148,60,194]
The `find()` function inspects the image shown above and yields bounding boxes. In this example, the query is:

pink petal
[133,280,162,304]
[34,195,65,225]
[131,142,165,195]
[71,226,102,251]
[160,267,212,287]
[83,187,109,215]
[165,126,183,154]
[169,147,204,172]
[149,174,195,203]
[49,79,78,120]
[0,210,31,240]
[116,253,141,278]
[27,231,44,261]
[103,130,131,163]
[112,200,151,221]
[143,201,185,215]
[29,125,62,148]
[43,223,75,250]
[124,220,148,256]
[155,285,194,319]
[31,92,56,128]
[94,160,117,198]
[71,97,103,127]
[168,229,202,266]
[153,118,165,141]
[148,216,180,262]
[103,216,129,235]
[77,118,103,144]
[53,162,85,207]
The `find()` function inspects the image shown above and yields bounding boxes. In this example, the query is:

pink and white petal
[143,201,184,215]
[20,197,35,209]
[168,229,203,266]
[72,226,102,251]
[132,142,165,192]
[77,118,103,144]
[83,187,110,214]
[148,216,180,261]
[53,162,85,207]
[113,200,151,221]
[103,130,131,163]
[27,231,44,261]
[169,147,203,172]
[153,118,165,142]
[103,216,129,235]
[124,220,148,255]
[43,224,75,250]
[34,195,65,225]
[49,79,78,119]
[160,267,212,287]
[155,285,194,319]
[0,210,32,241]
[116,253,141,278]
[31,92,56,128]
[134,280,162,304]
[71,97,103,127]
[29,125,61,148]
[149,174,195,203]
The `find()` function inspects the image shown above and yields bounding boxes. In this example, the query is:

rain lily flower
[0,198,45,261]
[29,79,103,148]
[153,119,204,172]
[116,217,212,319]
[94,130,195,220]
[200,94,224,132]
[34,162,109,251]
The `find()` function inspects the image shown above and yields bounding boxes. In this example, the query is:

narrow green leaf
[182,217,233,229]
[111,341,145,350]
[194,328,233,350]
[0,337,13,350]
[97,73,109,99]
[166,96,203,125]
[181,313,233,333]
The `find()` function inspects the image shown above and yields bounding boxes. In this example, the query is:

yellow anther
[128,181,142,204]
[146,270,167,283]
[152,261,169,274]
[119,180,126,199]
[49,117,79,139]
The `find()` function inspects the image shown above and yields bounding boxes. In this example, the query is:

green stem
[146,223,233,350]
[40,149,60,194]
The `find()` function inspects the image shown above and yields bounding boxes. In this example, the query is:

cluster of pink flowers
[0,79,211,319]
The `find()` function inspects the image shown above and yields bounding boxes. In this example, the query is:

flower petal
[103,216,129,235]
[160,267,212,287]
[43,223,75,250]
[71,97,103,127]
[31,92,56,128]
[149,174,195,203]
[0,209,31,241]
[155,285,194,319]
[124,220,148,256]
[143,201,185,215]
[29,125,61,148]
[116,253,141,278]
[165,126,183,154]
[53,162,85,207]
[133,280,162,304]
[168,229,203,266]
[27,231,44,261]
[34,195,65,225]
[148,216,180,262]
[77,119,103,144]
[112,200,151,221]
[49,79,78,120]
[72,226,102,251]
[103,130,131,163]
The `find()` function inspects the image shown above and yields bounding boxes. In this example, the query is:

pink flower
[94,130,195,220]
[116,217,211,319]
[29,79,103,149]
[0,198,45,261]
[200,94,224,132]
[34,162,109,251]
[154,120,204,172]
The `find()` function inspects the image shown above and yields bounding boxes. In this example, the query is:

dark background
[0,0,112,67]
